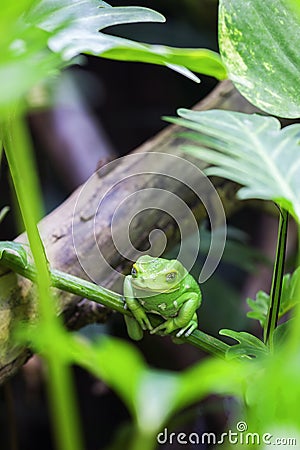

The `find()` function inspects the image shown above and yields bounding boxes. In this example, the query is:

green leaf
[30,0,166,61]
[280,268,300,316]
[273,319,293,348]
[247,291,270,328]
[31,0,226,81]
[247,269,300,328]
[219,0,300,118]
[175,357,247,410]
[168,109,300,223]
[0,241,28,269]
[220,329,269,359]
[0,0,62,114]
[100,47,226,82]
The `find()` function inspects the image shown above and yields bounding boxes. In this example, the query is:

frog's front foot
[175,320,198,338]
[132,308,153,331]
[150,318,198,338]
[150,318,176,336]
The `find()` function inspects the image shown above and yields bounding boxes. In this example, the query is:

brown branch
[0,80,260,383]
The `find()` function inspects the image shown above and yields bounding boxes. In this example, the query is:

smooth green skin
[123,255,202,341]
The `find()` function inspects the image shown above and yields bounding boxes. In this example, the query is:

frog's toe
[150,324,164,335]
[184,322,197,337]
[175,328,185,338]
[176,321,197,338]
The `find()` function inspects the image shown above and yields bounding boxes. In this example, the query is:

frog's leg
[151,293,200,337]
[123,276,153,340]
[124,314,144,341]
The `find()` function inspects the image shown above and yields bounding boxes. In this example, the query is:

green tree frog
[123,255,202,340]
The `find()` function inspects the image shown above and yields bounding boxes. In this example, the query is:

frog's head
[130,255,187,292]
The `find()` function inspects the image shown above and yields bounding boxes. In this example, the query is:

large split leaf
[219,0,300,118]
[0,0,226,113]
[30,0,226,81]
[167,109,300,222]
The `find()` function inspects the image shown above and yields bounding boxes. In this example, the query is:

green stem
[181,328,229,357]
[46,358,83,450]
[0,245,230,358]
[264,207,288,349]
[3,116,54,319]
[2,114,84,450]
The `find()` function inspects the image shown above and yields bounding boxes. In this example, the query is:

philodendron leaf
[29,0,226,81]
[29,0,166,61]
[219,0,300,118]
[220,329,269,359]
[0,0,226,113]
[168,109,300,222]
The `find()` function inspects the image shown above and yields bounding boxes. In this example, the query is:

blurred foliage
[0,0,62,115]
[22,326,249,450]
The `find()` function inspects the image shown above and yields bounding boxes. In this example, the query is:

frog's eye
[166,271,177,282]
[131,265,138,278]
